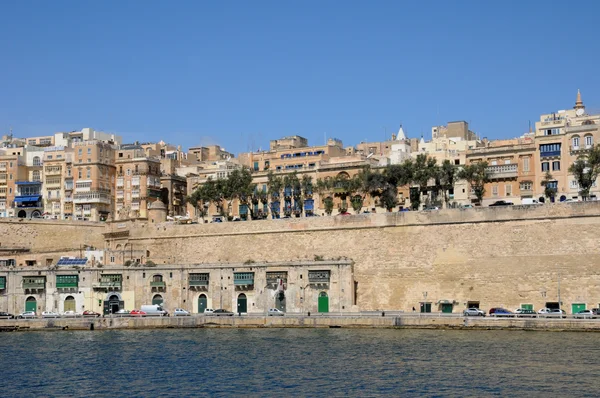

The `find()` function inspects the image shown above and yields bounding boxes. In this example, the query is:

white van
[140,304,168,316]
[521,198,540,205]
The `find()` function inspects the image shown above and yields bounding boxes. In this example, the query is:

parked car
[203,308,214,315]
[423,206,440,211]
[62,311,79,317]
[489,200,514,207]
[546,309,567,318]
[592,308,600,316]
[463,308,485,316]
[574,309,596,319]
[522,198,541,205]
[211,309,234,316]
[538,308,551,314]
[114,309,130,316]
[268,308,285,316]
[0,312,15,319]
[173,308,190,316]
[82,310,101,318]
[130,310,146,316]
[17,311,37,319]
[489,308,513,317]
[515,309,537,317]
[462,204,474,209]
[41,311,60,318]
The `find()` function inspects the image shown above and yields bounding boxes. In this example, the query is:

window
[520,181,532,191]
[126,169,131,176]
[32,170,40,182]
[454,159,460,165]
[570,180,579,189]
[78,169,82,178]
[572,136,580,148]
[541,162,549,172]
[78,149,82,155]
[539,143,561,154]
[33,156,41,166]
[491,160,497,166]
[86,169,91,179]
[492,185,498,196]
[552,161,560,171]
[585,135,593,147]
[523,157,530,172]
[504,160,511,165]
[544,128,561,136]
[506,184,512,196]
[87,148,91,155]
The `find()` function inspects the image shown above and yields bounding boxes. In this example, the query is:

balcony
[132,177,140,187]
[74,191,111,204]
[64,197,73,203]
[132,190,140,199]
[189,274,209,290]
[487,164,518,180]
[116,178,124,188]
[23,279,45,290]
[92,281,122,290]
[308,271,330,287]
[540,151,561,158]
[520,188,533,196]
[0,277,6,290]
[64,184,74,191]
[150,281,166,288]
[44,167,62,176]
[131,202,140,210]
[234,273,254,290]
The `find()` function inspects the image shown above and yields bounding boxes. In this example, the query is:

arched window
[572,136,580,149]
[152,294,163,305]
[585,135,593,148]
[32,170,40,182]
[33,156,41,166]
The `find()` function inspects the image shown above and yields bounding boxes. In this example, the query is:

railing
[56,282,78,289]
[93,281,122,289]
[23,282,45,289]
[540,150,561,158]
[234,278,254,286]
[189,280,209,286]
[487,164,518,179]
[150,281,166,288]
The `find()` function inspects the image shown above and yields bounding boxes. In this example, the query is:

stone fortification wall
[105,203,600,312]
[0,219,105,253]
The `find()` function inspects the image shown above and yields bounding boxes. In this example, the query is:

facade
[73,141,116,221]
[0,261,354,316]
[115,145,162,220]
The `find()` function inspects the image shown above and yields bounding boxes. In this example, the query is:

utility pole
[557,266,561,312]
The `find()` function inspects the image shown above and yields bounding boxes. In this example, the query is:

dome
[149,201,167,210]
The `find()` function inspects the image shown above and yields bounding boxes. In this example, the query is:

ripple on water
[0,329,600,397]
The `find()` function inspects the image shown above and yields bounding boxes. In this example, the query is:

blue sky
[1,1,599,154]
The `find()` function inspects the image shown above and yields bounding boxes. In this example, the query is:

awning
[304,199,314,211]
[14,195,42,203]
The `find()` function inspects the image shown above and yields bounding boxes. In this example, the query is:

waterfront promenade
[4,313,600,332]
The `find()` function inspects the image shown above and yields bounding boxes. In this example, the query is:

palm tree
[315,177,334,215]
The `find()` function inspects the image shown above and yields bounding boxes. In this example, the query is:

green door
[25,297,36,312]
[198,294,207,313]
[152,295,163,306]
[420,303,432,313]
[64,296,76,312]
[237,294,247,314]
[318,292,329,313]
[441,303,453,313]
[572,303,586,314]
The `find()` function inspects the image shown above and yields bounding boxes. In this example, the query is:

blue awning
[14,195,41,203]
[15,181,42,185]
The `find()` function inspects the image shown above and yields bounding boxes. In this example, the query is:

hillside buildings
[0,91,597,221]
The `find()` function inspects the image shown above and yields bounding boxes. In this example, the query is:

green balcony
[23,279,45,289]
[56,275,78,289]
[189,280,209,287]
[234,273,255,286]
[93,281,122,290]
[0,278,6,290]
[150,281,166,288]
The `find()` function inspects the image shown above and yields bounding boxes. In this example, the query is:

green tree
[569,145,600,200]
[224,168,255,218]
[541,171,557,202]
[439,159,457,207]
[267,171,283,218]
[301,175,313,215]
[458,162,490,205]
[413,154,440,207]
[315,177,333,215]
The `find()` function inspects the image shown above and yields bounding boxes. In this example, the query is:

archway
[18,210,26,218]
[152,294,163,306]
[539,197,545,204]
[237,293,247,314]
[104,293,124,315]
[31,210,41,218]
[25,296,37,313]
[318,292,329,313]
[64,296,76,312]
[275,290,286,312]
[198,294,207,313]
[560,195,567,202]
